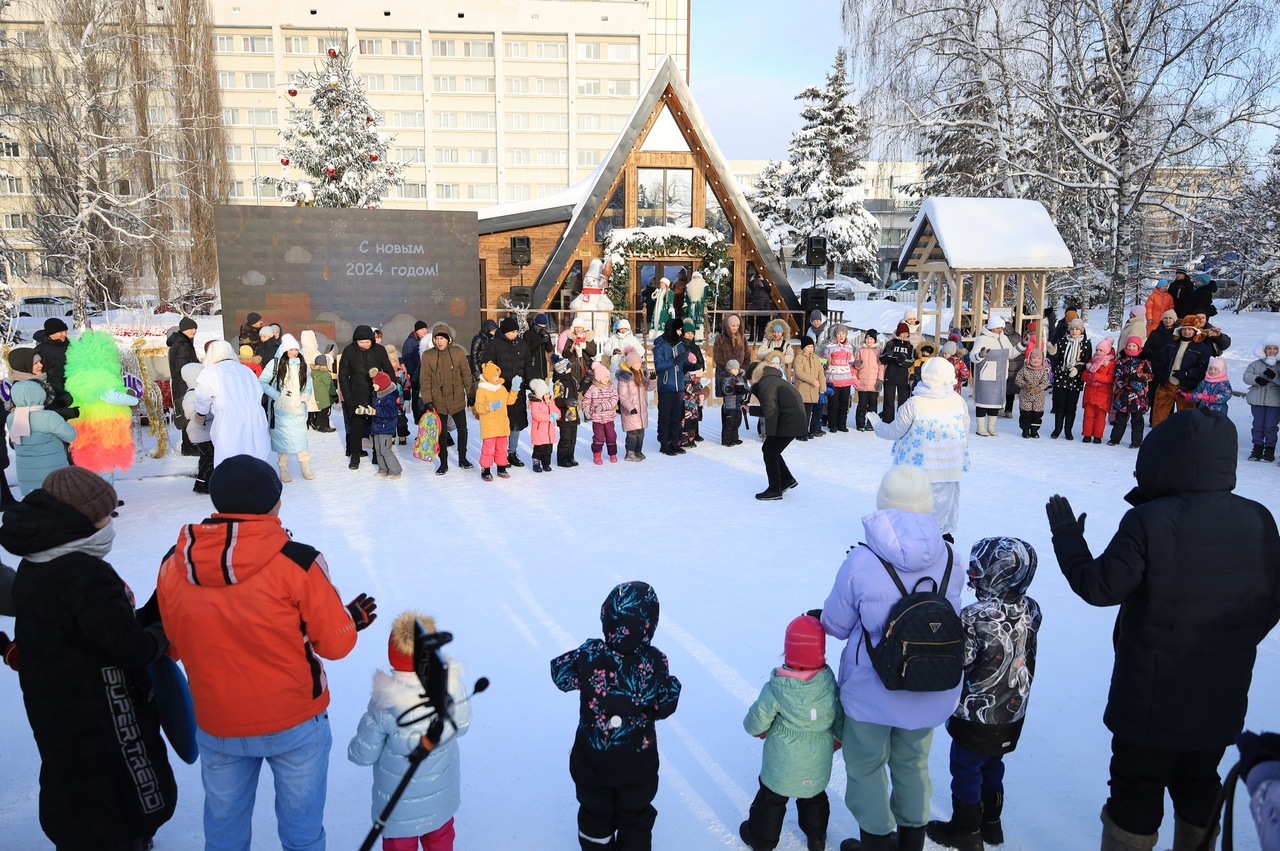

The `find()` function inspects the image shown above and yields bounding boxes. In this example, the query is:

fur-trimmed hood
[367,662,464,715]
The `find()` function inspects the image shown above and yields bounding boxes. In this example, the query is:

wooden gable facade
[477,56,797,325]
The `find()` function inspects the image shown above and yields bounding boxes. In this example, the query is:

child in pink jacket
[527,379,560,473]
[580,362,620,464]
[853,329,884,431]
[617,350,650,461]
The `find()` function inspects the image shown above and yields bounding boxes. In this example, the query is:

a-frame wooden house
[477,55,797,330]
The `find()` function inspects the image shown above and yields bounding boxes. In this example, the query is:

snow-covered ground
[2,308,1279,851]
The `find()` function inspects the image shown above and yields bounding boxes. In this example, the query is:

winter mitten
[346,593,378,631]
[1265,368,1277,380]
[550,412,560,421]
[805,608,823,620]
[488,401,502,411]
[1045,494,1086,537]
[511,376,523,391]
[1069,367,1079,377]
[630,408,638,415]
[875,380,884,393]
[687,352,697,363]
[865,411,881,428]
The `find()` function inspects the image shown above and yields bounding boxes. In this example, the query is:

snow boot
[1265,445,1277,463]
[593,452,604,465]
[1168,814,1218,851]
[981,791,1004,845]
[975,418,989,436]
[755,489,784,501]
[298,452,314,481]
[496,465,510,479]
[898,826,926,851]
[625,451,640,462]
[609,452,618,463]
[986,415,997,437]
[532,460,543,472]
[926,797,983,850]
[1248,444,1264,461]
[839,830,898,851]
[481,468,493,481]
[1100,807,1157,851]
[507,452,525,468]
[738,820,770,851]
[1021,428,1031,438]
[458,458,474,470]
[277,454,292,483]
[348,456,360,470]
[1031,427,1040,438]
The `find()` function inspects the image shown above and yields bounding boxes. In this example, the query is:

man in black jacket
[167,317,201,455]
[524,313,556,384]
[32,317,71,406]
[483,317,533,467]
[402,320,429,420]
[338,324,395,469]
[1046,409,1280,851]
[751,354,807,500]
[880,322,915,423]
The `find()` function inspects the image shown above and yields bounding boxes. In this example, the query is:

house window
[507,149,530,165]
[394,76,423,92]
[578,114,601,131]
[434,148,458,164]
[253,146,278,162]
[534,78,567,95]
[436,183,460,199]
[242,35,273,53]
[432,76,456,93]
[508,184,530,201]
[607,80,637,97]
[0,176,22,194]
[467,148,496,165]
[505,41,528,58]
[637,167,692,228]
[8,250,30,276]
[0,142,19,157]
[464,76,495,94]
[705,184,734,241]
[396,148,426,164]
[225,145,244,161]
[464,112,496,129]
[606,115,627,132]
[147,107,167,124]
[535,42,565,59]
[320,37,345,54]
[506,77,528,94]
[464,40,493,58]
[283,36,307,54]
[393,112,426,128]
[399,183,428,199]
[535,114,568,131]
[607,43,638,61]
[358,39,383,55]
[431,39,455,57]
[214,35,234,52]
[577,42,601,60]
[361,75,385,92]
[226,182,244,198]
[392,39,422,56]
[467,184,496,200]
[577,79,601,96]
[433,112,457,129]
[577,150,600,167]
[537,150,567,166]
[247,108,277,126]
[505,113,530,130]
[536,184,565,197]
[245,72,275,89]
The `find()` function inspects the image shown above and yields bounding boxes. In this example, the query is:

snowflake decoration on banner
[431,288,446,304]
[327,219,349,238]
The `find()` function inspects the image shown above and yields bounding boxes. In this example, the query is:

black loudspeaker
[800,286,829,319]
[509,285,533,306]
[510,236,532,267]
[805,236,827,268]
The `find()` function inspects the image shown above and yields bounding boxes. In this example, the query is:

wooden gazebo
[897,198,1074,346]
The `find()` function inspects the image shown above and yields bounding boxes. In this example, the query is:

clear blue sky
[690,0,847,161]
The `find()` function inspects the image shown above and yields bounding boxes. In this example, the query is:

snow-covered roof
[475,171,597,234]
[897,197,1074,273]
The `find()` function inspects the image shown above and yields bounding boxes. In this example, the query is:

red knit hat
[372,371,393,392]
[784,615,826,670]
[895,322,910,337]
[388,635,414,672]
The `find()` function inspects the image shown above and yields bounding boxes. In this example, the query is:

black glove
[1237,731,1280,781]
[346,593,378,631]
[424,402,436,412]
[629,408,638,415]
[1265,368,1276,380]
[1045,494,1086,537]
[805,609,823,620]
[1258,377,1270,387]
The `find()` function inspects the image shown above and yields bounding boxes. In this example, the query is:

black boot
[507,451,525,468]
[925,797,983,850]
[436,458,448,476]
[981,791,1004,845]
[839,830,898,851]
[897,826,926,851]
[1130,420,1145,449]
[1266,445,1277,463]
[1050,413,1062,439]
[1248,444,1264,461]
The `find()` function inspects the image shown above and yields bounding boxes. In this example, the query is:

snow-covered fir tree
[746,159,794,252]
[785,50,879,277]
[1200,144,1280,309]
[263,48,405,207]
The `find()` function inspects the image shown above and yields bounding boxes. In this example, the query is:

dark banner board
[214,205,480,354]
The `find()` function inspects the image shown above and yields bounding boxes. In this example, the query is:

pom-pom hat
[784,615,826,670]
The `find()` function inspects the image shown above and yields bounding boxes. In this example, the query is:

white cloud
[241,270,267,287]
[284,246,312,264]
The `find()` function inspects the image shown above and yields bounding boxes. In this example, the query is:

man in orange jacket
[1145,279,1174,334]
[157,454,378,851]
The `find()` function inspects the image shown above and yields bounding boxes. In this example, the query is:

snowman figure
[569,257,615,346]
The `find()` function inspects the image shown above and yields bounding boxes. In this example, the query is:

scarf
[24,521,117,563]
[10,403,44,441]
[1088,352,1114,373]
[1062,335,1084,369]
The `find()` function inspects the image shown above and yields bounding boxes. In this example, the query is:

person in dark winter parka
[1045,408,1280,851]
[551,581,682,851]
[339,325,395,469]
[482,317,534,467]
[751,354,808,500]
[0,467,176,851]
[32,317,72,407]
[167,317,201,455]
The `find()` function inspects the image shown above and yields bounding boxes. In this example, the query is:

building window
[225,145,244,161]
[505,41,528,58]
[578,114,601,131]
[392,39,422,56]
[536,184,565,198]
[283,36,307,54]
[320,37,345,54]
[436,183,460,200]
[606,115,627,132]
[361,75,385,91]
[607,80,637,97]
[577,79,601,96]
[8,250,30,276]
[226,182,244,198]
[358,39,383,55]
[637,167,693,228]
[147,107,166,125]
[595,179,624,242]
[464,113,496,130]
[433,112,457,129]
[508,184,530,201]
[507,149,530,165]
[431,39,455,57]
[253,146,277,162]
[535,114,568,131]
[534,77,567,95]
[396,147,426,164]
[705,184,734,241]
[393,111,426,128]
[435,148,459,164]
[0,142,19,157]
[535,42,565,59]
[607,43,638,61]
[577,150,600,167]
[506,77,528,94]
[242,35,273,53]
[245,72,275,89]
[577,42,601,60]
[214,35,234,52]
[505,113,530,130]
[468,184,497,201]
[399,183,428,199]
[394,76,423,92]
[259,183,279,199]
[218,72,236,89]
[0,176,22,194]
[463,76,494,94]
[466,148,496,164]
[432,76,456,93]
[537,150,567,166]
[247,108,277,126]
[464,40,493,58]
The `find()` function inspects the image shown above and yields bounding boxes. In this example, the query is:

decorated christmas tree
[262,47,406,207]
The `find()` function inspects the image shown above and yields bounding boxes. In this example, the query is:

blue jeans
[949,740,1006,805]
[1252,404,1280,447]
[197,712,331,851]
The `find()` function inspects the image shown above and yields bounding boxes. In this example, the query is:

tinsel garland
[128,339,168,459]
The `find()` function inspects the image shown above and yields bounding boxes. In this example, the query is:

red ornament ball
[327,47,338,58]
[280,157,290,166]
[366,116,374,124]
[367,204,376,209]
[287,88,298,98]
[369,154,379,162]
[325,167,336,176]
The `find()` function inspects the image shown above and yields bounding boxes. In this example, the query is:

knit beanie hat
[1097,337,1114,354]
[499,317,519,335]
[259,326,274,339]
[209,454,283,515]
[7,347,37,375]
[1206,357,1229,382]
[895,321,910,336]
[591,361,610,383]
[239,345,255,359]
[534,313,549,327]
[1162,309,1178,322]
[866,329,879,342]
[372,371,393,392]
[941,341,958,357]
[387,611,436,673]
[1156,279,1169,289]
[246,312,262,325]
[810,309,824,323]
[1069,318,1085,331]
[784,615,826,670]
[314,354,328,367]
[801,335,815,350]
[43,317,68,335]
[987,314,1006,330]
[528,378,549,398]
[179,316,198,332]
[920,356,955,391]
[1065,309,1079,322]
[42,467,118,523]
[432,326,451,342]
[876,466,934,514]
[1125,336,1142,353]
[552,354,571,374]
[414,320,429,331]
[682,318,696,334]
[726,359,740,371]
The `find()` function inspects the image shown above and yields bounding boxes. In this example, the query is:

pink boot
[609,452,618,463]
[593,452,603,465]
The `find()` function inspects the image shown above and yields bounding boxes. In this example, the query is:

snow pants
[479,435,508,470]
[569,739,659,851]
[625,429,645,455]
[841,719,934,836]
[808,400,825,435]
[828,386,851,430]
[855,390,879,430]
[1018,409,1044,435]
[744,779,829,849]
[949,741,1006,806]
[591,421,618,457]
[656,391,681,448]
[881,379,910,423]
[381,818,455,851]
[372,434,402,476]
[1051,388,1080,435]
[532,442,553,468]
[558,421,579,466]
[1106,735,1224,836]
[194,440,215,493]
[1251,404,1280,447]
[721,407,742,444]
[1152,382,1194,427]
[1083,402,1109,439]
[1110,413,1145,447]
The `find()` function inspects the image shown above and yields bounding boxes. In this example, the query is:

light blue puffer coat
[347,664,471,839]
[260,352,314,455]
[5,381,76,495]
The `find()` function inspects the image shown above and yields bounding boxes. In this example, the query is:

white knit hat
[876,466,934,514]
[986,314,1006,330]
[919,356,956,391]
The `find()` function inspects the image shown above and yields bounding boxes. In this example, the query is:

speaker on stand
[510,235,532,297]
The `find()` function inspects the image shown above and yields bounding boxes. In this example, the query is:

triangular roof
[525,55,796,309]
[897,197,1074,274]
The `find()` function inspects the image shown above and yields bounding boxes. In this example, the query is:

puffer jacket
[791,348,826,404]
[1111,353,1154,414]
[824,335,857,388]
[581,382,619,424]
[1244,334,1280,407]
[371,385,400,436]
[347,665,471,839]
[744,666,843,799]
[473,364,520,439]
[971,329,1012,408]
[551,581,682,753]
[553,372,581,424]
[853,338,884,391]
[469,321,497,380]
[1049,333,1092,393]
[822,509,963,729]
[1191,375,1232,413]
[947,537,1042,756]
[1051,409,1280,750]
[881,337,915,384]
[261,355,315,454]
[418,325,473,416]
[1015,363,1051,413]
[1082,353,1115,409]
[617,370,649,431]
[6,380,77,495]
[1145,288,1174,333]
[653,319,690,394]
[1155,335,1212,389]
[482,333,532,431]
[339,326,395,409]
[752,366,808,437]
[167,330,200,430]
[157,513,358,738]
[32,329,70,403]
[311,367,336,409]
[756,319,795,367]
[529,396,559,445]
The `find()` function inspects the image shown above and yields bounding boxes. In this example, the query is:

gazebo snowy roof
[897,197,1074,274]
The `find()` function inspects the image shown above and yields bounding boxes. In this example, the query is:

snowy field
[2,306,1279,851]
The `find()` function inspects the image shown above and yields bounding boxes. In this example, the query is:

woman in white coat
[602,318,646,384]
[970,315,1014,436]
[260,334,317,482]
[195,340,271,468]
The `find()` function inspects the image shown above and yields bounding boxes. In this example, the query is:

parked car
[16,295,73,319]
[879,278,919,301]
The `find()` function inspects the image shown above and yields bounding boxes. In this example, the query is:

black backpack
[861,544,964,692]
